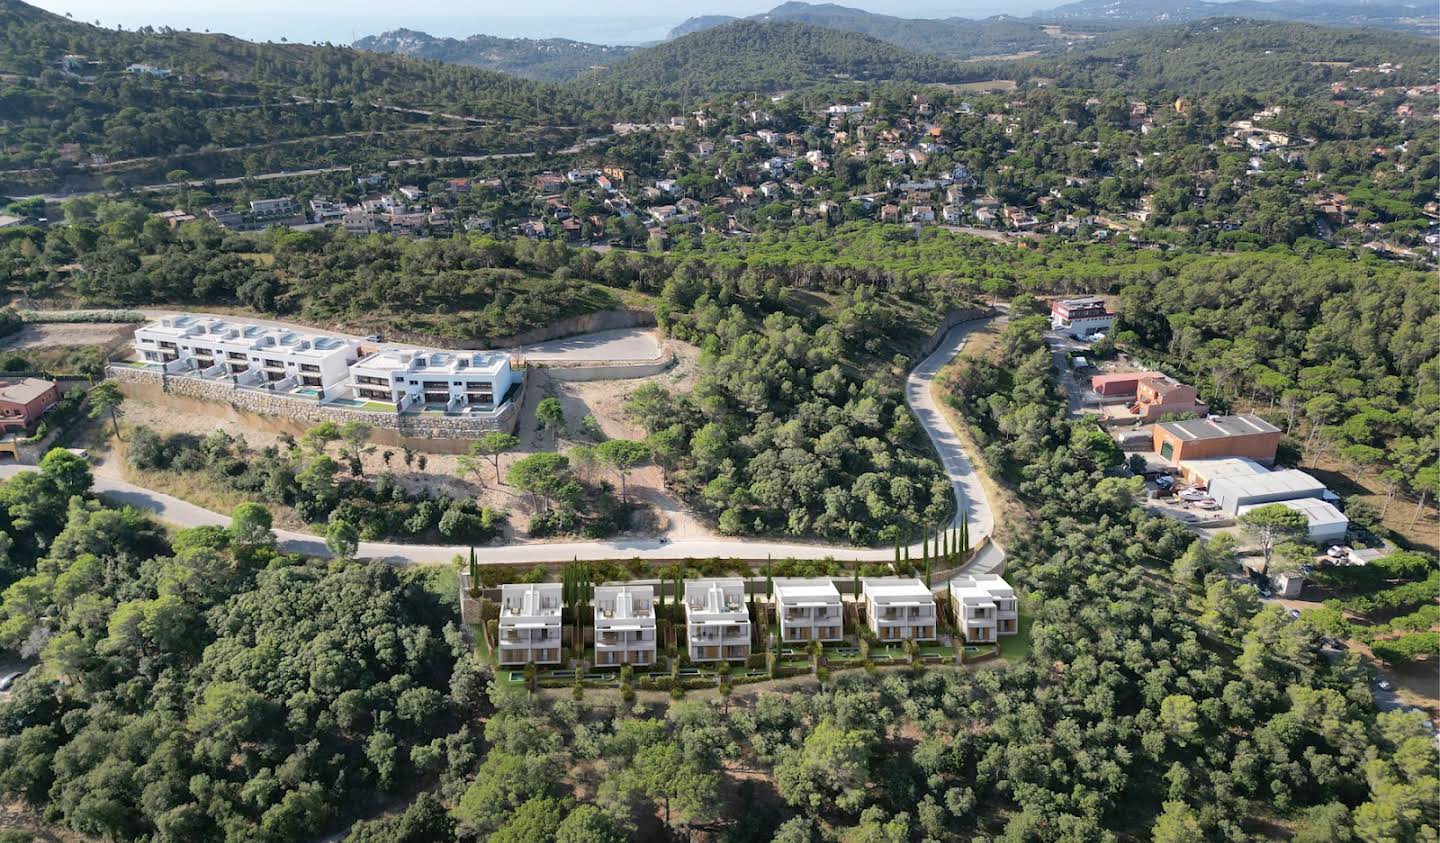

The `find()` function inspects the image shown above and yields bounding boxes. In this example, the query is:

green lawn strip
[998,609,1034,661]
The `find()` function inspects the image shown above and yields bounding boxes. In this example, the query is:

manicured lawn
[998,609,1034,661]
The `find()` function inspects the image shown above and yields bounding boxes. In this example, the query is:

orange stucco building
[1153,414,1281,465]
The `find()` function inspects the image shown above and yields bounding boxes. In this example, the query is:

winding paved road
[2,318,997,565]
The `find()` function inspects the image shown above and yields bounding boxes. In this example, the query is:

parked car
[1258,588,1273,599]
[1375,678,1394,692]
[0,669,25,692]
[1288,609,1302,620]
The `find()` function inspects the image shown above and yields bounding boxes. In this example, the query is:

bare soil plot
[0,322,133,350]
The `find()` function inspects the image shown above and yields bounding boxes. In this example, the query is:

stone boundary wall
[107,365,520,444]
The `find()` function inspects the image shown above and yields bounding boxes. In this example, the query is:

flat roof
[353,348,508,375]
[1215,468,1325,497]
[773,578,841,602]
[1159,414,1279,441]
[1238,497,1347,527]
[1090,371,1164,387]
[862,577,933,601]
[139,316,354,357]
[1179,457,1267,481]
[0,378,56,403]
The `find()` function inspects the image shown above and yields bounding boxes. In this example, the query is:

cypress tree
[765,556,773,597]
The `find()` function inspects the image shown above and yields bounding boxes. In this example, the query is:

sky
[26,0,1059,45]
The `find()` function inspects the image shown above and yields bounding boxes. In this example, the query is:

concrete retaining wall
[108,365,519,451]
[537,348,676,382]
[385,309,658,351]
[917,307,995,359]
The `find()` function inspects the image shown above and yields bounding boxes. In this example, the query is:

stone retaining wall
[107,365,520,447]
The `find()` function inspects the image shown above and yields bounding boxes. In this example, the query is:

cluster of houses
[491,574,1020,668]
[130,314,518,416]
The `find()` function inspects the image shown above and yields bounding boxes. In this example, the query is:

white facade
[593,585,657,667]
[949,574,1018,644]
[133,316,358,398]
[773,578,843,644]
[683,579,751,662]
[348,348,515,412]
[862,578,937,642]
[1050,297,1116,337]
[497,583,563,666]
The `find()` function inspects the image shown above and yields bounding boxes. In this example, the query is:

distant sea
[41,11,681,46]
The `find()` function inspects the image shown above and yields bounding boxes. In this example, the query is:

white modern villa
[683,579,751,662]
[496,583,563,666]
[348,347,515,414]
[949,574,1018,644]
[126,315,521,420]
[133,315,359,398]
[861,578,937,642]
[772,578,844,644]
[593,585,657,667]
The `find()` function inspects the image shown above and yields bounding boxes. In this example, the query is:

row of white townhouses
[132,315,517,414]
[493,575,1019,667]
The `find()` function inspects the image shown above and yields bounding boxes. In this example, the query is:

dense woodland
[2,213,1435,526]
[0,2,1435,839]
[0,321,1433,840]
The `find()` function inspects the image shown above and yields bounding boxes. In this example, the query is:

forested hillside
[0,0,593,174]
[1030,18,1439,93]
[0,453,474,841]
[582,21,982,96]
[665,1,1075,59]
[352,29,637,82]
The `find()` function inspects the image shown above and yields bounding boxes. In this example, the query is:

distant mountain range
[349,0,1439,89]
[351,29,638,81]
[1039,0,1438,33]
